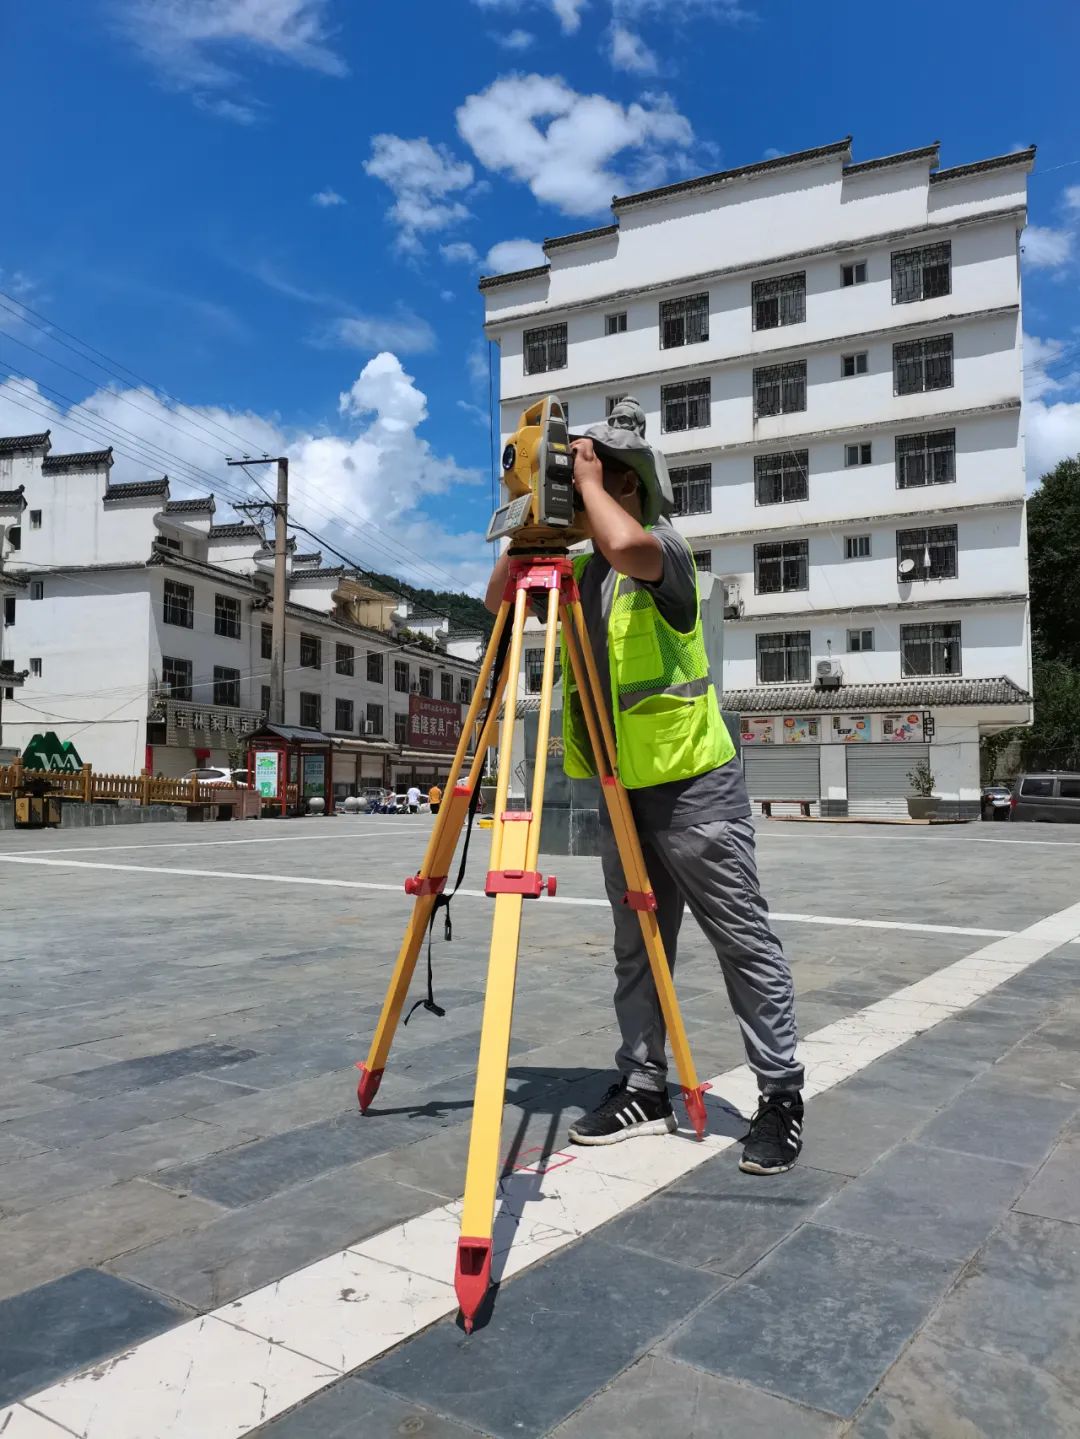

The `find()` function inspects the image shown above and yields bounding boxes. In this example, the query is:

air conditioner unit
[815,658,843,689]
[363,721,376,735]
[722,581,742,620]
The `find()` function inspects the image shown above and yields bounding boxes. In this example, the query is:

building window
[897,524,958,580]
[845,534,872,559]
[335,643,354,676]
[893,334,953,395]
[300,633,321,669]
[163,579,194,628]
[523,323,567,375]
[260,684,270,714]
[692,550,712,572]
[30,580,44,600]
[29,509,42,529]
[157,535,182,554]
[214,593,241,639]
[755,451,808,505]
[213,665,240,707]
[300,691,321,728]
[394,711,408,744]
[2,596,13,626]
[901,621,961,676]
[525,648,545,695]
[896,429,956,488]
[458,677,470,703]
[366,702,383,735]
[841,260,867,287]
[892,241,951,304]
[847,628,875,652]
[440,672,454,702]
[418,666,433,698]
[261,623,272,659]
[162,655,192,701]
[753,361,806,417]
[755,539,809,594]
[605,394,628,417]
[660,291,709,348]
[394,659,410,693]
[335,698,354,732]
[757,631,811,683]
[845,442,873,468]
[6,527,19,551]
[752,272,806,331]
[367,651,384,684]
[841,351,868,378]
[29,656,42,677]
[661,378,711,433]
[670,463,712,516]
[605,312,627,335]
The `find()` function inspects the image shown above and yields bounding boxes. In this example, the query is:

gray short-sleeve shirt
[576,518,751,832]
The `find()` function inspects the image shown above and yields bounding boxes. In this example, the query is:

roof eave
[612,137,854,213]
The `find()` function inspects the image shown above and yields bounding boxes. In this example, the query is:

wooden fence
[0,761,250,809]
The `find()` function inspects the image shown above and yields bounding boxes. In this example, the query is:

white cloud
[0,356,489,590]
[440,241,480,265]
[329,311,436,354]
[493,27,535,48]
[193,94,260,124]
[364,135,474,253]
[1064,185,1080,214]
[467,340,489,395]
[117,0,345,115]
[1022,224,1074,271]
[1023,332,1080,483]
[311,188,346,207]
[609,25,659,72]
[440,289,456,302]
[483,238,547,274]
[472,0,587,34]
[457,399,489,428]
[456,73,693,216]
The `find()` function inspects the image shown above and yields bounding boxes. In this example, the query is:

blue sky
[3,0,1079,594]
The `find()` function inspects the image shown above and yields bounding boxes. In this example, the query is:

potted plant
[906,760,936,820]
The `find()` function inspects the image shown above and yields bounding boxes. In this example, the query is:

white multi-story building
[481,138,1034,816]
[0,434,479,799]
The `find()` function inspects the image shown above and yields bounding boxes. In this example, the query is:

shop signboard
[831,714,871,744]
[781,716,820,744]
[254,750,279,799]
[883,712,924,742]
[740,716,776,746]
[408,694,463,753]
[302,753,326,798]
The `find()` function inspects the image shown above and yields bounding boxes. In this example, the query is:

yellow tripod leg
[561,600,710,1140]
[456,578,562,1331]
[356,600,512,1112]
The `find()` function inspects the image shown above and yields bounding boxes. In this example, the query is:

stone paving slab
[1014,1127,1080,1224]
[252,1376,481,1438]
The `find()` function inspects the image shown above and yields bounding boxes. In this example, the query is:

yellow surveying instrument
[356,397,710,1331]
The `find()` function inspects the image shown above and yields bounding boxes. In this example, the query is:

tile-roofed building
[103,478,170,502]
[0,484,26,508]
[208,522,264,540]
[0,432,50,455]
[723,677,1032,714]
[163,496,215,514]
[41,449,113,473]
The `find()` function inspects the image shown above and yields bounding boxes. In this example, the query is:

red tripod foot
[681,1082,711,1140]
[356,1063,384,1113]
[455,1237,492,1334]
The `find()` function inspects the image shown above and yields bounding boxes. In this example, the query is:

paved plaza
[1,813,1079,1437]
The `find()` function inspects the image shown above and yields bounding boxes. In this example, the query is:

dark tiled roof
[722,677,1032,714]
[931,147,1036,183]
[104,479,169,501]
[290,565,351,579]
[0,432,49,454]
[208,522,263,540]
[544,223,619,253]
[164,496,215,514]
[612,137,853,212]
[478,263,550,292]
[0,484,25,506]
[845,143,940,176]
[41,449,113,472]
[292,551,322,564]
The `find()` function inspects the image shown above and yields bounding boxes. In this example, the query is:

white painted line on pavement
[0,826,416,859]
[755,828,1080,848]
[8,893,1079,1439]
[0,852,1061,944]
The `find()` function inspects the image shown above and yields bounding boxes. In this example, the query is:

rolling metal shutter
[742,747,821,808]
[846,744,929,817]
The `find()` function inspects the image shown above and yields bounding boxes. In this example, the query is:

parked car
[980,784,1012,821]
[1009,772,1080,823]
[182,767,249,788]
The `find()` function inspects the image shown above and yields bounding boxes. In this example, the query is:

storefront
[244,722,334,816]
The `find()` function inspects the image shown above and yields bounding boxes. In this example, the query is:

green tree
[1028,456,1080,665]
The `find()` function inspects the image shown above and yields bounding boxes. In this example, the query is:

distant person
[428,782,443,815]
[406,784,421,814]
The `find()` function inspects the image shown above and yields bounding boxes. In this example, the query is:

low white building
[0,434,480,799]
[482,137,1034,816]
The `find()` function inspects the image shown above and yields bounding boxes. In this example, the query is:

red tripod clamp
[404,874,446,896]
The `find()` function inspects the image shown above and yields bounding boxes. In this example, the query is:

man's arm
[572,438,662,582]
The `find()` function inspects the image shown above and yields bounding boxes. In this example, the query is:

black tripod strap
[403,614,514,1026]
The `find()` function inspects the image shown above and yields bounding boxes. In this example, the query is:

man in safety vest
[485,399,803,1175]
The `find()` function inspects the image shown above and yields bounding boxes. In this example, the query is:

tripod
[356,549,710,1331]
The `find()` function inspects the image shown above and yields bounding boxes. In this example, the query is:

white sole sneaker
[567,1114,678,1146]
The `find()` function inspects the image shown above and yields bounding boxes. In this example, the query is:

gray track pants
[600,816,803,1095]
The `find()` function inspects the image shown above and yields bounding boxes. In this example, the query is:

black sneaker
[739,1090,804,1174]
[568,1080,677,1146]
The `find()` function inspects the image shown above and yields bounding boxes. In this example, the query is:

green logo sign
[22,731,84,773]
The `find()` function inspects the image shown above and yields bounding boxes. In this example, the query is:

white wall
[16,467,162,568]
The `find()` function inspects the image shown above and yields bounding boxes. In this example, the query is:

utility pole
[227,456,289,726]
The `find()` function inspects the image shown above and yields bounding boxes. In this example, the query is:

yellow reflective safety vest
[561,550,736,790]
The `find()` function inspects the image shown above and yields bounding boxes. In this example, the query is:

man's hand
[570,437,604,494]
[570,437,662,583]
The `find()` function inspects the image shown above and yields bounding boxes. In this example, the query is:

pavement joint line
[7,893,1080,1438]
[0,826,417,858]
[754,830,1080,847]
[0,852,1071,945]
